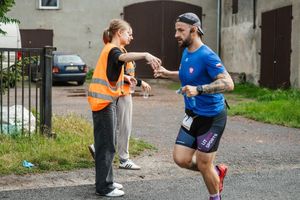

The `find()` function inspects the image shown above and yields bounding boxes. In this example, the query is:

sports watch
[196,85,203,95]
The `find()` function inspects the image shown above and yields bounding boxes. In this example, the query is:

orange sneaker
[216,164,228,193]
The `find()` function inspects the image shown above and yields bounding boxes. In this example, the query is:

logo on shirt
[189,67,194,74]
[216,63,222,67]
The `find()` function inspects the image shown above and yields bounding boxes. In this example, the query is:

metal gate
[124,1,202,78]
[260,5,292,89]
[0,46,54,135]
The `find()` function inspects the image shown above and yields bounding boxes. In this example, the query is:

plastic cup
[129,85,135,94]
[143,90,149,99]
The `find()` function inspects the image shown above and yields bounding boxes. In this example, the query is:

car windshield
[57,55,83,63]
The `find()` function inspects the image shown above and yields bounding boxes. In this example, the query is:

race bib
[181,114,193,131]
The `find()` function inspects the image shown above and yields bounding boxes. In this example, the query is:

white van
[0,22,22,69]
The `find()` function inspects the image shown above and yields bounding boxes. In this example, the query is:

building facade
[7,0,217,78]
[222,0,300,88]
[7,0,300,88]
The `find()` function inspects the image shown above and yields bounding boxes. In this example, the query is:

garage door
[20,29,53,48]
[124,1,202,78]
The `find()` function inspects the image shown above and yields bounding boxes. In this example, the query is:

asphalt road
[0,168,299,200]
[0,80,299,200]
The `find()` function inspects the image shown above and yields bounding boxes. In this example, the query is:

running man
[154,12,234,200]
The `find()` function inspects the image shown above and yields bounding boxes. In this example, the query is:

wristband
[196,85,203,95]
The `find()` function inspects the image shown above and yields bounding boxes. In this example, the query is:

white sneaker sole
[119,165,141,170]
[96,188,125,197]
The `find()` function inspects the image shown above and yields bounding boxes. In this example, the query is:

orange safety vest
[122,47,136,95]
[88,43,124,111]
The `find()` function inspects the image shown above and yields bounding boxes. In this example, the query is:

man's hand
[182,85,198,97]
[154,66,169,78]
[145,53,162,70]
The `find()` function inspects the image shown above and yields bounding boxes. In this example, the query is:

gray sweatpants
[92,101,117,195]
[116,94,132,161]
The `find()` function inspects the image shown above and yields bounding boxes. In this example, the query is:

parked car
[0,22,22,69]
[31,51,88,85]
[0,22,22,90]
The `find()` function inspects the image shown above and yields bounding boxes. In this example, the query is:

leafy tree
[0,0,19,34]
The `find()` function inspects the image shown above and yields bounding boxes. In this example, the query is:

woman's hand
[141,81,151,93]
[124,75,137,86]
[145,53,162,70]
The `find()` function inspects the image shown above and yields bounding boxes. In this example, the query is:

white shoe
[113,182,123,190]
[88,144,95,160]
[105,188,125,197]
[119,159,141,170]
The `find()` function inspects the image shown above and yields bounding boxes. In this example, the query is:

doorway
[260,5,292,89]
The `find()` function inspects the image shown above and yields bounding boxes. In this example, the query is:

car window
[56,55,83,63]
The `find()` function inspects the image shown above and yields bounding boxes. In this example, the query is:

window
[39,0,59,9]
[232,0,238,14]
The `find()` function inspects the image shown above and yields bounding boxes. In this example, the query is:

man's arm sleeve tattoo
[202,71,234,94]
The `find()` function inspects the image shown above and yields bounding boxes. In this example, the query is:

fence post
[40,46,54,136]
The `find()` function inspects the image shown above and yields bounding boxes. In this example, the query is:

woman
[88,28,151,170]
[117,27,151,170]
[88,18,161,197]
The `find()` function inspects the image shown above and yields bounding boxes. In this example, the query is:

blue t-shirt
[178,45,225,117]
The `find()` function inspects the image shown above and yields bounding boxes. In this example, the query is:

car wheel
[77,81,84,86]
[30,72,37,82]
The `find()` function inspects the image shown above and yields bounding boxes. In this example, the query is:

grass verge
[0,114,155,175]
[227,83,300,128]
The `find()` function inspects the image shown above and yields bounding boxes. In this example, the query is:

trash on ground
[22,160,34,168]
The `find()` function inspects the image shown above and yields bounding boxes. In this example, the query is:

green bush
[0,64,22,93]
[86,68,94,80]
[0,56,39,93]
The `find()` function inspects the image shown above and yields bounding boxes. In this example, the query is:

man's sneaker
[113,182,123,190]
[216,164,228,193]
[96,188,125,197]
[119,159,141,170]
[88,144,95,160]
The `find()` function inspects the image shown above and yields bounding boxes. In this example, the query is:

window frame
[39,0,60,10]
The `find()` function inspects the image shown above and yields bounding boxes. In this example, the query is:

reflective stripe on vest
[91,78,123,91]
[123,60,136,95]
[125,67,135,75]
[125,61,135,76]
[88,91,113,101]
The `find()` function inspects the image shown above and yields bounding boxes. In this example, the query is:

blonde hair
[103,19,131,44]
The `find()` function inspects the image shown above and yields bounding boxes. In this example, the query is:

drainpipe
[217,0,222,56]
[253,0,257,29]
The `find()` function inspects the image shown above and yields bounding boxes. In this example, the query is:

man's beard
[178,34,192,48]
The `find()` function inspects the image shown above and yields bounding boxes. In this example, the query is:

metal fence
[0,46,54,136]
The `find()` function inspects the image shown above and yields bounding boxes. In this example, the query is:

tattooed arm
[182,71,234,97]
[202,71,234,94]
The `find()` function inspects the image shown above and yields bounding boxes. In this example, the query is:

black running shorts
[175,109,227,153]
